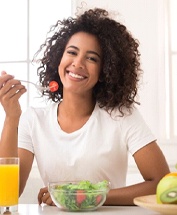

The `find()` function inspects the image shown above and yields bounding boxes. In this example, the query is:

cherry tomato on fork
[49,81,59,92]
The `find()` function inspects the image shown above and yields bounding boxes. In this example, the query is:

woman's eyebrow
[87,50,101,59]
[67,45,101,58]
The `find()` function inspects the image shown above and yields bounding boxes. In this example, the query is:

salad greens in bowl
[48,180,110,211]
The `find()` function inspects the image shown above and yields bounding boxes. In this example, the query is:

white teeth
[69,72,84,79]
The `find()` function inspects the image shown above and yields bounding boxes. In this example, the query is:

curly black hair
[33,8,142,116]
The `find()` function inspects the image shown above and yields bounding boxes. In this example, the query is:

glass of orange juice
[0,157,19,214]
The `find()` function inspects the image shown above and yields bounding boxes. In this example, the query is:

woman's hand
[38,187,55,206]
[0,71,26,119]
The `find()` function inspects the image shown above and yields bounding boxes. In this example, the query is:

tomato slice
[76,190,86,204]
[49,81,59,92]
[96,194,102,204]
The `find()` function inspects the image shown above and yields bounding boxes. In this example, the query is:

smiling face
[58,32,102,97]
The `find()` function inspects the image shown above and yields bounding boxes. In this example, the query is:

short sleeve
[122,108,156,155]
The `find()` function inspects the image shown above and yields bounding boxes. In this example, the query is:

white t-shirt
[18,102,156,188]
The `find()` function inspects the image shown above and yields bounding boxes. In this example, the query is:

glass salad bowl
[48,180,110,211]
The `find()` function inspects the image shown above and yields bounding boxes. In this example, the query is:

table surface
[16,204,159,215]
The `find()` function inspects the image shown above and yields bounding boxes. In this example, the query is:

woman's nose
[72,57,85,69]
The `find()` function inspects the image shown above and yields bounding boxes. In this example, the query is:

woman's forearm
[0,72,27,157]
[0,116,19,157]
[104,179,159,206]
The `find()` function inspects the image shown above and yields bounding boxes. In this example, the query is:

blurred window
[0,0,71,131]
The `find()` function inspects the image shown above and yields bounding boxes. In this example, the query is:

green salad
[50,180,109,211]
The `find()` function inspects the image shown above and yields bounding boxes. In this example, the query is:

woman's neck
[57,93,96,133]
[59,91,96,118]
[59,98,96,118]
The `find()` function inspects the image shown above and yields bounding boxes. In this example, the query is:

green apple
[156,174,177,204]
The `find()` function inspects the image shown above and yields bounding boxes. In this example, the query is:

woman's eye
[67,50,77,55]
[87,56,98,62]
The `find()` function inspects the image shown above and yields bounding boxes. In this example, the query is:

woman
[0,8,170,206]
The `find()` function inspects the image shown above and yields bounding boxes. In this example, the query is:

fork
[19,80,50,92]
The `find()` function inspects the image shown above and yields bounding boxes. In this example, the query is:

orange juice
[0,164,19,206]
